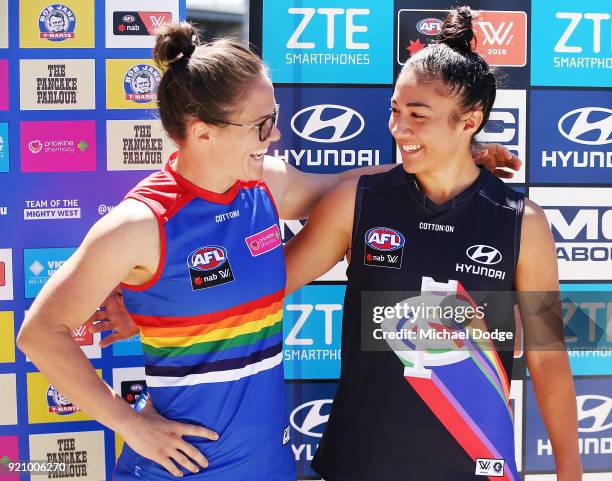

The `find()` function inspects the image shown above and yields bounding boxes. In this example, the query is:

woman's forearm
[528,351,582,479]
[17,324,138,437]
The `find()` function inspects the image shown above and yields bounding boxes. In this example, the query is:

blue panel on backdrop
[262,0,393,84]
[0,123,8,172]
[285,381,338,478]
[112,334,143,357]
[525,377,612,472]
[531,0,612,87]
[530,90,611,183]
[561,285,612,376]
[23,247,76,298]
[283,284,345,380]
[271,86,393,173]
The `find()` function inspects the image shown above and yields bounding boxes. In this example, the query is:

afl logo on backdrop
[187,245,235,290]
[123,64,161,103]
[364,227,405,269]
[416,18,443,36]
[39,4,76,41]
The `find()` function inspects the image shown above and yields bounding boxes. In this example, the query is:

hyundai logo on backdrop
[262,0,392,83]
[531,0,612,87]
[530,90,612,184]
[285,383,338,478]
[525,377,612,472]
[291,105,364,143]
[529,188,612,281]
[273,87,393,174]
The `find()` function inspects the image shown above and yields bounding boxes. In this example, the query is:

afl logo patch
[187,246,235,290]
[124,64,161,103]
[364,227,405,269]
[39,4,76,41]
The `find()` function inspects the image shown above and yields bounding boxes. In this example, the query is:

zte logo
[285,304,342,346]
[558,107,612,146]
[466,245,503,265]
[290,399,332,437]
[287,8,370,49]
[555,12,611,54]
[291,105,364,143]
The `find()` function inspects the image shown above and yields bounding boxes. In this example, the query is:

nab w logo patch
[187,245,235,290]
[475,458,505,477]
[364,227,405,269]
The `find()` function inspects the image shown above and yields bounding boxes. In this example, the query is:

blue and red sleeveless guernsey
[114,154,294,481]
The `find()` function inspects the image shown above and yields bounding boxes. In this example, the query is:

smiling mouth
[401,144,423,153]
[250,147,268,160]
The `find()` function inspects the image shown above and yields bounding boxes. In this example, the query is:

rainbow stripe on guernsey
[115,154,294,481]
[400,282,519,481]
[136,290,284,387]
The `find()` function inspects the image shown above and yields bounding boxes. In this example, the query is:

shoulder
[478,171,524,211]
[522,198,549,233]
[87,199,158,248]
[261,155,289,201]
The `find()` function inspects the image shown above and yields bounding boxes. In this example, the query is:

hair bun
[437,6,475,54]
[153,22,201,69]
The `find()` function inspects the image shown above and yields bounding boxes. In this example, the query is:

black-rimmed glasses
[222,104,279,142]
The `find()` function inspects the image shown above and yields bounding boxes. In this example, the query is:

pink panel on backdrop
[0,60,8,111]
[20,120,96,172]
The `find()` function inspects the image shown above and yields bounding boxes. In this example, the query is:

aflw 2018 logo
[187,245,235,290]
[397,9,526,67]
[364,227,405,269]
[38,4,76,41]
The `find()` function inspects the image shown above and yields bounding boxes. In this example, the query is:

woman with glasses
[17,22,520,481]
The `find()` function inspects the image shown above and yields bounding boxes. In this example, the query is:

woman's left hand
[472,142,522,179]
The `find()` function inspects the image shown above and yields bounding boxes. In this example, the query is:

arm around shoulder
[284,177,358,294]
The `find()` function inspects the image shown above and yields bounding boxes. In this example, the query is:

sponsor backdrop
[0,1,609,480]
[0,1,185,480]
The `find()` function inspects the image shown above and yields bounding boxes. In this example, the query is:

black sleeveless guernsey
[312,166,524,481]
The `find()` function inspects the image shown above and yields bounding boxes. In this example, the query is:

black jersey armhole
[351,175,367,249]
[512,193,525,287]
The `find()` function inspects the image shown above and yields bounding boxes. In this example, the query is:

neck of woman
[413,154,481,206]
[173,144,239,194]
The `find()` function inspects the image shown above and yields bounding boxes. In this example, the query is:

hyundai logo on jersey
[364,227,405,268]
[466,245,503,265]
[187,245,234,290]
